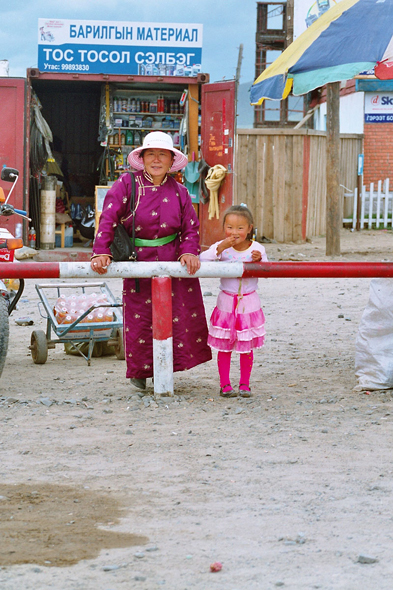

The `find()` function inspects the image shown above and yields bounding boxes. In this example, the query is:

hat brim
[127,146,188,172]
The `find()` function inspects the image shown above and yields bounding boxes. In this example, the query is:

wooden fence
[235,129,363,243]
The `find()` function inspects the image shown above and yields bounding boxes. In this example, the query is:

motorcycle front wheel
[0,296,10,378]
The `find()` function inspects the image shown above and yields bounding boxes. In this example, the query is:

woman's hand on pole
[91,255,112,275]
[180,254,200,276]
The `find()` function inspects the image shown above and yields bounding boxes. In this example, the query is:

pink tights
[217,351,254,389]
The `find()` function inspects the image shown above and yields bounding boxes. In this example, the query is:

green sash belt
[134,233,177,247]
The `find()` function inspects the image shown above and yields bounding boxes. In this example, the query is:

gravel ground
[0,229,393,590]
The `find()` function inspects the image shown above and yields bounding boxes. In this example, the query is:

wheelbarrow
[30,282,124,365]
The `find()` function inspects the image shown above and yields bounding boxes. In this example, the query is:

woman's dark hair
[223,205,254,240]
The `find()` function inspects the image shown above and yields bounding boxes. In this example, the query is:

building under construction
[254,1,304,127]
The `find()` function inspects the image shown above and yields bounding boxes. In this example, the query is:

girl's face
[224,213,252,247]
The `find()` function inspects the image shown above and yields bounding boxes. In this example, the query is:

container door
[0,78,27,238]
[200,80,236,249]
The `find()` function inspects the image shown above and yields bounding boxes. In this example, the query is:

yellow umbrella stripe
[252,0,359,86]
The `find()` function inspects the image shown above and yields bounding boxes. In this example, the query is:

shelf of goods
[105,88,186,177]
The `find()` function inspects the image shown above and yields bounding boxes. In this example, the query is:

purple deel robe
[92,170,212,379]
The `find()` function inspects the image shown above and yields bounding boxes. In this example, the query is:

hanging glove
[205,165,227,220]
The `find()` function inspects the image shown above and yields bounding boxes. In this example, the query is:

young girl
[200,205,268,398]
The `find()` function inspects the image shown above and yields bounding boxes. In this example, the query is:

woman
[91,132,212,389]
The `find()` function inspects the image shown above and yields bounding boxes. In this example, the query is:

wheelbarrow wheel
[113,328,125,360]
[30,330,48,364]
[0,296,10,378]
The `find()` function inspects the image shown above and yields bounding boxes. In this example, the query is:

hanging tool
[184,152,200,203]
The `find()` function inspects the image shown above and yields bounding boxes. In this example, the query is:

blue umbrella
[251,0,393,105]
[250,0,393,255]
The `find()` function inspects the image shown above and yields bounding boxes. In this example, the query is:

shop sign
[38,19,203,76]
[364,92,393,123]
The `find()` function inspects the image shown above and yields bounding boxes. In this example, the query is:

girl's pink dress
[200,241,268,353]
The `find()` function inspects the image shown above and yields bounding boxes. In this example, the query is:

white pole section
[57,261,245,279]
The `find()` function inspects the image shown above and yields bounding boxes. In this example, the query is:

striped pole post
[151,276,173,396]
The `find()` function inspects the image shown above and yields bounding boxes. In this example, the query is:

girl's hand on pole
[180,254,200,275]
[251,250,262,262]
[91,255,111,274]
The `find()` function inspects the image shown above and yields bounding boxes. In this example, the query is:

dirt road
[1,229,393,589]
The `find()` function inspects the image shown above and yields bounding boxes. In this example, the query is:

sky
[1,0,258,85]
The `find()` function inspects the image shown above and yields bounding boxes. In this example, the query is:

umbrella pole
[326,82,341,256]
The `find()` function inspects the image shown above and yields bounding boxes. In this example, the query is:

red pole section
[152,276,173,340]
[242,262,393,279]
[0,262,60,279]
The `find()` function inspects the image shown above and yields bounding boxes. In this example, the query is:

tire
[113,328,125,360]
[0,296,10,378]
[30,330,48,364]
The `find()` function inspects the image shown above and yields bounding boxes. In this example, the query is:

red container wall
[0,78,26,238]
[200,80,235,249]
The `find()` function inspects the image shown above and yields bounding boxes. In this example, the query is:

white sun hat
[127,131,188,172]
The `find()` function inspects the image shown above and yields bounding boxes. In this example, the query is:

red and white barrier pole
[152,276,173,396]
[2,261,393,280]
[3,260,393,398]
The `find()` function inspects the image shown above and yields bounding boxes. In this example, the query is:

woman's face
[143,148,173,182]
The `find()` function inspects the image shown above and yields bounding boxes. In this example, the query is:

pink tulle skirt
[207,290,265,353]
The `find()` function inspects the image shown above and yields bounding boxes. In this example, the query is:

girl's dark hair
[223,205,254,240]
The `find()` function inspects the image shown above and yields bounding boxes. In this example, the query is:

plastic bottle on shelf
[134,130,141,146]
[28,227,36,249]
[136,98,140,112]
[131,98,136,112]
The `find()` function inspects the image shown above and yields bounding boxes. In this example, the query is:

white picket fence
[343,179,393,229]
